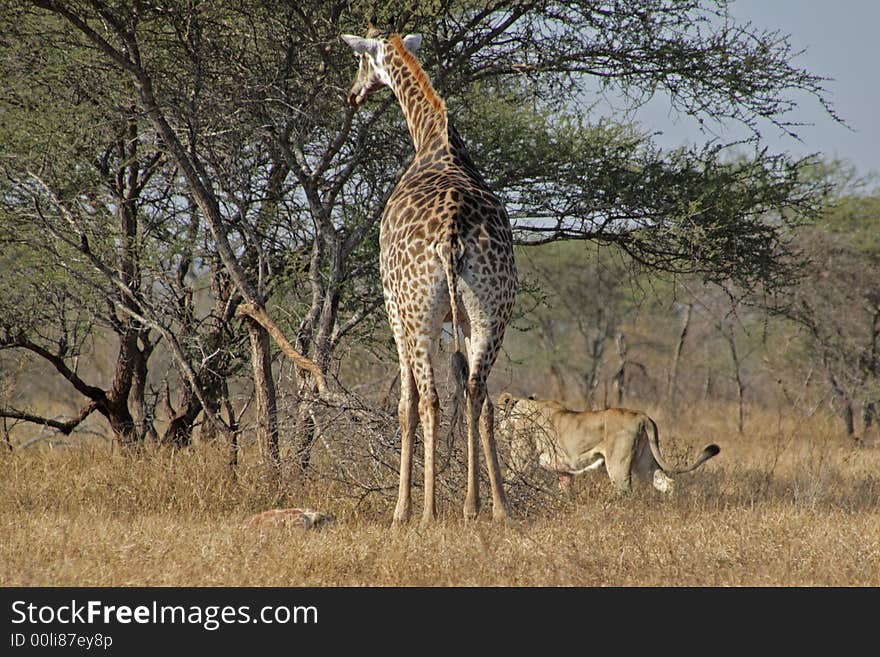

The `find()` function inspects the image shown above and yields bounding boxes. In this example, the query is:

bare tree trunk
[296,403,317,471]
[827,373,855,437]
[723,326,745,434]
[102,324,142,446]
[864,401,877,435]
[246,319,279,465]
[582,336,604,406]
[379,372,399,412]
[293,247,347,472]
[163,390,202,448]
[131,334,157,442]
[667,303,693,416]
[0,329,143,446]
[701,343,714,402]
[221,380,239,471]
[842,399,855,437]
[549,364,566,402]
[161,356,228,447]
[863,308,879,436]
[612,332,628,406]
[580,308,607,405]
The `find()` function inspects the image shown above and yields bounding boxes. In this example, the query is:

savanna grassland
[3,402,879,587]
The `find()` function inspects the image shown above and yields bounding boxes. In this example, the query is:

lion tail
[644,417,720,475]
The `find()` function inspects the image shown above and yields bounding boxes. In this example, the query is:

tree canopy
[0,0,842,443]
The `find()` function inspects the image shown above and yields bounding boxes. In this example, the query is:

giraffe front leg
[393,367,417,527]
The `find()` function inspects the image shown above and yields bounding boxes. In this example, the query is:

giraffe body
[343,29,517,524]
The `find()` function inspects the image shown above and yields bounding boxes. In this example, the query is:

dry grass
[2,403,879,587]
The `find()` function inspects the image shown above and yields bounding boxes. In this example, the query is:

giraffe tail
[444,349,468,461]
[437,239,469,395]
[451,351,468,392]
[436,237,469,462]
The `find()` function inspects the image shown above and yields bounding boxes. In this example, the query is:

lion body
[497,393,720,492]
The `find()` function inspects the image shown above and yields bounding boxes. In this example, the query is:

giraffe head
[341,29,422,106]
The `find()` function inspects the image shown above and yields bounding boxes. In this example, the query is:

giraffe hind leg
[417,378,440,525]
[478,388,511,521]
[463,371,510,522]
[393,365,417,526]
[463,381,480,520]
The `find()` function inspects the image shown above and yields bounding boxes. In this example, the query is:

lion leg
[604,445,633,492]
[571,456,605,476]
[608,461,633,492]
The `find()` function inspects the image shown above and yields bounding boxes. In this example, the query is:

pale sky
[633,0,880,178]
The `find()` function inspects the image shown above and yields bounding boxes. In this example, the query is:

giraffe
[342,27,518,524]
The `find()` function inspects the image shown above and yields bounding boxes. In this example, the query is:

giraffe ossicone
[343,27,518,525]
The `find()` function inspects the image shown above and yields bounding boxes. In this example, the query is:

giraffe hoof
[492,506,513,524]
[463,492,479,521]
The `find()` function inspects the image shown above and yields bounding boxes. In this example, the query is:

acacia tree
[781,209,880,438]
[0,42,161,445]
[1,0,839,454]
[516,241,641,406]
[0,9,255,450]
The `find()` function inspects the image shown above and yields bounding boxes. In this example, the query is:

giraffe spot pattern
[346,29,517,522]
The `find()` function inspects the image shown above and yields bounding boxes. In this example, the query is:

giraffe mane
[389,34,447,120]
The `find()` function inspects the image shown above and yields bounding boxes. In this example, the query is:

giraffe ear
[402,34,422,53]
[341,34,379,57]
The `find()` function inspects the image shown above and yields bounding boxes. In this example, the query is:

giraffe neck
[386,34,448,153]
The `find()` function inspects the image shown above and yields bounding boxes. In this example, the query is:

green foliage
[762,174,880,433]
[0,9,127,186]
[4,0,841,300]
[0,0,851,435]
[821,194,880,257]
[454,82,827,292]
[504,240,649,401]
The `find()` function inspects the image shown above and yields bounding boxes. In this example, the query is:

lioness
[497,393,720,493]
